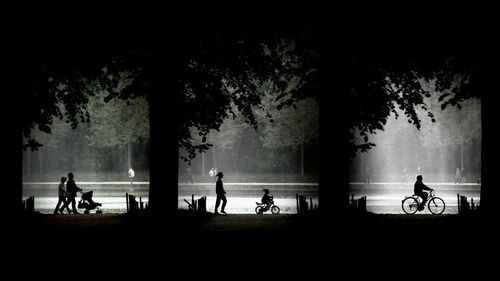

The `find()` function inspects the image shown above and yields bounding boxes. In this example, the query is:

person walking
[128,167,135,184]
[54,176,71,214]
[214,172,227,215]
[61,172,82,214]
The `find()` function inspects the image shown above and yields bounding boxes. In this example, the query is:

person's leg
[60,197,69,213]
[421,193,428,207]
[63,197,71,213]
[416,193,424,209]
[70,196,78,213]
[54,198,63,214]
[215,195,221,213]
[220,195,227,213]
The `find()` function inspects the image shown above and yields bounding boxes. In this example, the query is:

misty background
[178,81,320,183]
[22,73,150,183]
[350,89,481,184]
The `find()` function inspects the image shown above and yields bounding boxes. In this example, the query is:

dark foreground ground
[4,211,498,277]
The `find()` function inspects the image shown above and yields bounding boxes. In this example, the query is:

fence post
[126,193,129,213]
[360,196,366,212]
[25,196,35,213]
[198,196,206,213]
[296,193,299,214]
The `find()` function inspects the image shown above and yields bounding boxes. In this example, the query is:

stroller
[78,190,102,214]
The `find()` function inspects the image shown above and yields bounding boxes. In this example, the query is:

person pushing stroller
[60,172,82,214]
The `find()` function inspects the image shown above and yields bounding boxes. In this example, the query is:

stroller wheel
[84,210,90,214]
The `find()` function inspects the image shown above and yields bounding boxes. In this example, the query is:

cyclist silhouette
[414,175,433,210]
[261,189,271,209]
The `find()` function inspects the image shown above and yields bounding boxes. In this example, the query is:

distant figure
[455,167,461,184]
[54,176,70,215]
[414,175,433,210]
[209,167,218,182]
[61,172,82,214]
[261,188,272,209]
[214,172,227,215]
[416,166,422,178]
[460,168,466,184]
[402,167,409,184]
[128,167,135,184]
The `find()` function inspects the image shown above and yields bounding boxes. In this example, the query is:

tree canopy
[349,55,480,157]
[20,24,319,164]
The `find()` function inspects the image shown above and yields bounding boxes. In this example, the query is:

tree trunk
[3,64,23,218]
[320,57,350,219]
[460,137,464,171]
[26,150,31,176]
[38,149,43,174]
[439,146,446,182]
[127,142,132,168]
[211,147,218,171]
[148,50,180,217]
[360,152,364,181]
[480,58,499,218]
[201,152,205,176]
[300,142,304,177]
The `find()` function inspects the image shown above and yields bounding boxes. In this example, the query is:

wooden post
[126,193,129,213]
[310,198,313,212]
[296,193,299,214]
[457,193,460,214]
[26,196,34,213]
[198,196,206,213]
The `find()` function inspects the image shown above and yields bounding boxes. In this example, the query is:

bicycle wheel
[255,206,264,214]
[271,205,280,214]
[428,197,445,214]
[402,197,419,214]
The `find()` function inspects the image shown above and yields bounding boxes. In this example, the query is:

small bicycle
[402,190,446,215]
[255,197,280,214]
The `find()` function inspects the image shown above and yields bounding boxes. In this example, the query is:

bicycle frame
[413,190,436,206]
